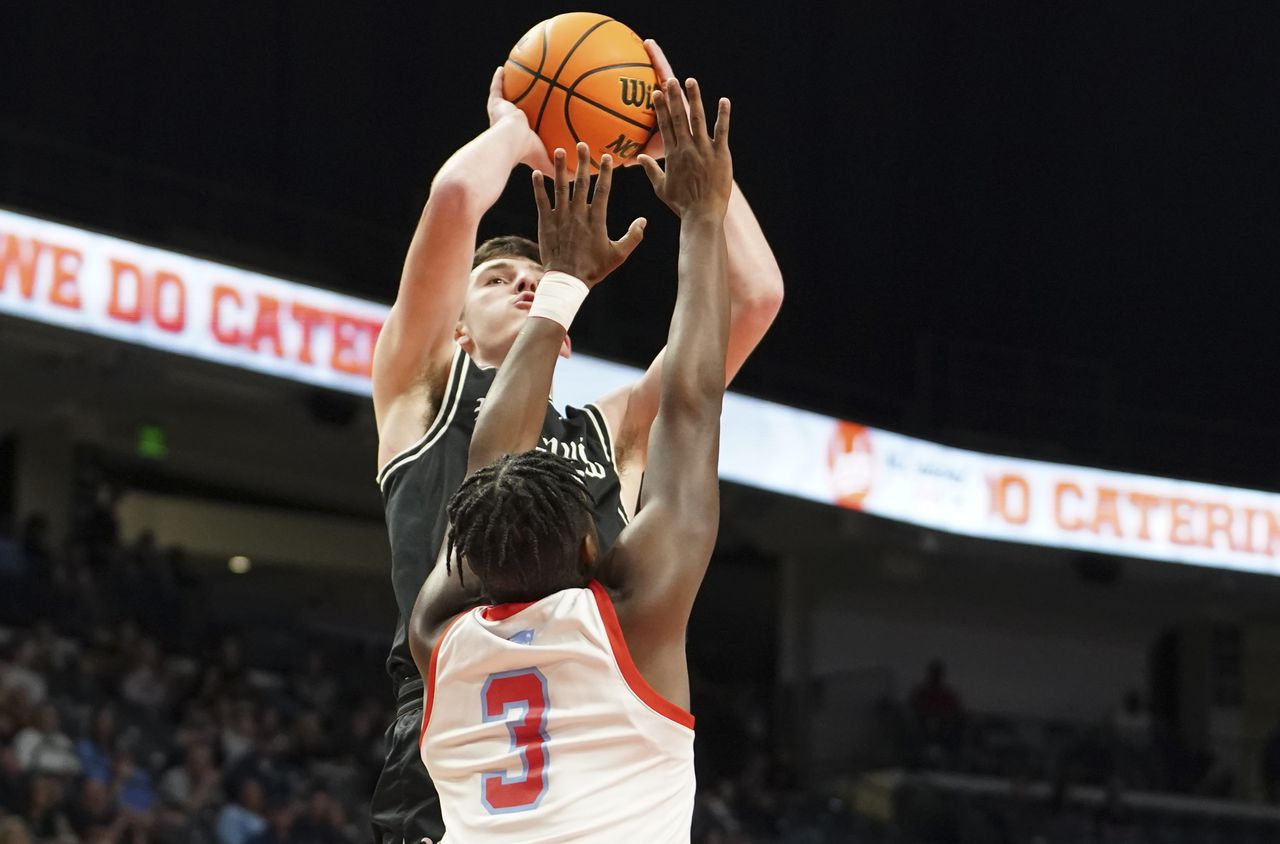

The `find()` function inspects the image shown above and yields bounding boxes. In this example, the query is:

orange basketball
[503,13,657,174]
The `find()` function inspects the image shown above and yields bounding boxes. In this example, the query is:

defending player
[412,76,732,842]
[369,41,781,843]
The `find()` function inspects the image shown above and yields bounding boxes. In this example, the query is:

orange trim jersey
[420,582,695,843]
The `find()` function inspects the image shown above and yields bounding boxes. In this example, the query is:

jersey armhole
[581,403,631,525]
[377,347,470,490]
[420,610,470,747]
[581,403,618,472]
[587,581,695,731]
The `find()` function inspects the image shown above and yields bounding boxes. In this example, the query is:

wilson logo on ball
[618,77,654,109]
[502,12,658,174]
[603,134,643,159]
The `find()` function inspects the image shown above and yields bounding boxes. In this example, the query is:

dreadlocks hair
[472,235,540,269]
[445,449,596,603]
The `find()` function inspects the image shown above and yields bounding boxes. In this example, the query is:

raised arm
[598,40,783,481]
[408,143,644,665]
[373,68,554,468]
[604,78,734,706]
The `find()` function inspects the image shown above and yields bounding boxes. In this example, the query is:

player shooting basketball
[411,76,732,841]
[369,40,780,844]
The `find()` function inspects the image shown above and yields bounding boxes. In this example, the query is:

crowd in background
[0,510,389,844]
[3,505,1280,843]
[885,661,1235,798]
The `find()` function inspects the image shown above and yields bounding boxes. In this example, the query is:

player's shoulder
[376,347,477,491]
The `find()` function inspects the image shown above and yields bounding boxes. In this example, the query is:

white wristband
[529,271,590,331]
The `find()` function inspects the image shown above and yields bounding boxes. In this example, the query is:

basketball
[503,13,657,174]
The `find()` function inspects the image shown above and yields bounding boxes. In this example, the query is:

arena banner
[818,423,1280,575]
[0,208,386,395]
[6,207,1280,574]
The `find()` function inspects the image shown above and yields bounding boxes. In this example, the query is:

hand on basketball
[488,66,554,172]
[626,39,688,166]
[637,79,732,218]
[532,142,647,285]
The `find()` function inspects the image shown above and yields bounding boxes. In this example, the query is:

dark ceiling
[3,1,1277,488]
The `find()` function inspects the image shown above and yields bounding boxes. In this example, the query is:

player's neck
[466,347,506,371]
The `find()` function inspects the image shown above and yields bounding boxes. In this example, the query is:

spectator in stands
[219,700,257,771]
[172,701,219,755]
[111,745,158,817]
[215,638,249,699]
[226,714,290,803]
[13,703,79,777]
[0,746,25,815]
[911,659,964,762]
[248,797,295,844]
[57,649,106,716]
[24,773,73,841]
[216,777,267,844]
[291,654,337,714]
[83,484,120,566]
[66,776,119,840]
[120,638,170,716]
[0,817,31,844]
[290,786,347,844]
[1,639,48,706]
[287,711,334,771]
[159,741,223,815]
[76,704,118,782]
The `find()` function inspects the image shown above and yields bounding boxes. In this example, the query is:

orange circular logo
[828,422,875,510]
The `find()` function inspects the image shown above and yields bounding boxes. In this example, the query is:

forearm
[720,182,783,381]
[724,182,783,308]
[662,212,730,411]
[379,114,535,395]
[429,113,533,213]
[467,317,566,473]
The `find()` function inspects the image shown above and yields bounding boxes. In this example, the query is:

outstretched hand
[533,142,647,285]
[637,78,733,219]
[487,66,554,172]
[627,39,687,166]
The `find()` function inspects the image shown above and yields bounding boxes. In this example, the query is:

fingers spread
[613,217,647,259]
[652,88,675,151]
[572,143,592,206]
[644,39,674,83]
[636,154,665,191]
[489,66,504,99]
[531,170,551,217]
[685,78,707,142]
[713,97,732,149]
[553,148,570,207]
[663,78,690,141]
[591,155,614,221]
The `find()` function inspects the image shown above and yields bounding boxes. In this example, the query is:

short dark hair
[472,235,540,269]
[446,450,594,602]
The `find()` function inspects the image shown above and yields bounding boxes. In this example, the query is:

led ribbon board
[5,208,1279,574]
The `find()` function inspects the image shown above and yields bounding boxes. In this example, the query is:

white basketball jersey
[420,581,696,843]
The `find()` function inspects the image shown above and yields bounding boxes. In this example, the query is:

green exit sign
[137,425,168,460]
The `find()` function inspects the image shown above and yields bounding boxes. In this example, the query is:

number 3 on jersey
[481,668,550,813]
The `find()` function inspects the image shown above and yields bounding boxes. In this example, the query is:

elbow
[736,276,784,333]
[427,173,481,219]
[663,375,725,421]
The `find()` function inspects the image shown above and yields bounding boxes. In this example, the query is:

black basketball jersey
[376,346,630,688]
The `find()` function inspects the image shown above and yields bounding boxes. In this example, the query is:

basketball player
[369,40,781,843]
[413,76,732,841]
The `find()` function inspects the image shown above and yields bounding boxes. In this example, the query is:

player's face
[456,258,571,366]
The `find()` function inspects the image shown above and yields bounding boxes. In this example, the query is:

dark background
[3,1,1278,487]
